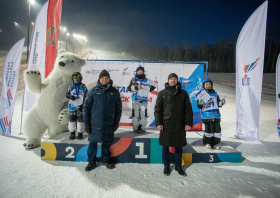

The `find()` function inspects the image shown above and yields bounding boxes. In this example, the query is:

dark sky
[0,0,279,52]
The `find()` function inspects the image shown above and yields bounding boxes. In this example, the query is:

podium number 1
[135,142,147,159]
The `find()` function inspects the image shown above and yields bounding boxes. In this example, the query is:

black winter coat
[154,82,193,147]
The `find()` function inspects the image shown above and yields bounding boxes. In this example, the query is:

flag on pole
[276,54,280,136]
[236,1,268,143]
[0,38,25,136]
[23,1,49,111]
[45,0,64,78]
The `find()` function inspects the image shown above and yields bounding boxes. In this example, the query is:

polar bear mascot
[23,49,86,149]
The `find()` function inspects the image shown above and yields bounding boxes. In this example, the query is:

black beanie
[99,70,110,79]
[168,73,178,81]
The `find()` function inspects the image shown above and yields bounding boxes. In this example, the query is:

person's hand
[198,99,205,106]
[70,95,77,101]
[137,84,141,89]
[154,80,158,83]
[221,99,226,106]
[66,92,71,99]
[157,125,163,130]
[185,125,191,131]
[85,122,91,134]
[113,121,119,132]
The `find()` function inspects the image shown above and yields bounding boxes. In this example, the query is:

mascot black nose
[59,62,66,67]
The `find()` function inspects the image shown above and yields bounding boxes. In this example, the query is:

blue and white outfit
[128,66,158,132]
[197,78,225,147]
[67,83,88,133]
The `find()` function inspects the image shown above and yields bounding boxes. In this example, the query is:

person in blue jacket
[83,70,122,171]
[197,78,225,150]
[65,72,88,140]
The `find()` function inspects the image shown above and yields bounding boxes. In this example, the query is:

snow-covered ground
[1,49,280,198]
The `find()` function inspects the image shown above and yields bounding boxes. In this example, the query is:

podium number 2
[65,146,75,158]
[135,142,147,159]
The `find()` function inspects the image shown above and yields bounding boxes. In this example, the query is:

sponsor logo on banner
[85,70,100,75]
[122,67,130,75]
[2,89,13,109]
[46,25,57,46]
[5,62,16,87]
[242,58,260,86]
[107,69,119,74]
[278,119,280,136]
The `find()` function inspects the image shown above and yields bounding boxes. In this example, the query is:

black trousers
[203,121,221,146]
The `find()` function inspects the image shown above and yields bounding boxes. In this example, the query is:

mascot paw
[58,109,69,125]
[23,139,41,149]
[24,69,41,77]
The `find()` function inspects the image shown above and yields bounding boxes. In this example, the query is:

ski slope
[0,49,280,198]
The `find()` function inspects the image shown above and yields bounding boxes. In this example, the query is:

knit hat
[136,66,144,74]
[168,73,178,81]
[99,70,110,79]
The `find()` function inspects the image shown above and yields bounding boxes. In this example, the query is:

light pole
[27,0,35,63]
[66,33,69,51]
[63,27,66,49]
[14,22,18,44]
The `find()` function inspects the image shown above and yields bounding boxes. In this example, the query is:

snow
[1,48,280,197]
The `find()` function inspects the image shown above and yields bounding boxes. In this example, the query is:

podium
[41,128,241,163]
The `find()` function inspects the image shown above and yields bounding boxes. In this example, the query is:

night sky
[0,0,279,51]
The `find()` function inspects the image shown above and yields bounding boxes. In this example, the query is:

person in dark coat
[83,70,122,171]
[154,73,193,177]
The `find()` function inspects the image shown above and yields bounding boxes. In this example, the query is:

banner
[23,1,49,111]
[0,38,25,136]
[45,0,63,78]
[236,1,268,143]
[81,61,204,130]
[276,54,280,136]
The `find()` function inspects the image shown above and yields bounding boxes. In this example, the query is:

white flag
[276,54,280,136]
[23,1,48,111]
[0,38,25,136]
[236,1,268,143]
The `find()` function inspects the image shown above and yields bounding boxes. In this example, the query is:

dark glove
[113,121,119,132]
[66,92,71,99]
[70,95,77,101]
[85,122,91,134]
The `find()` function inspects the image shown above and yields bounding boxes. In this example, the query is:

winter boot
[133,129,139,134]
[139,129,146,134]
[138,125,142,133]
[69,132,75,140]
[163,167,170,176]
[175,167,187,177]
[103,161,115,169]
[85,162,97,172]
[77,133,83,140]
[205,144,211,149]
[213,144,221,150]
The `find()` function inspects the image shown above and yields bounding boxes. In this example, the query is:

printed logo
[242,58,260,86]
[85,70,99,75]
[46,25,57,46]
[85,70,91,74]
[2,89,13,109]
[0,117,11,135]
[122,67,130,75]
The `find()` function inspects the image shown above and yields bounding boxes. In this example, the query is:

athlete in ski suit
[66,72,88,140]
[128,66,158,133]
[197,78,225,149]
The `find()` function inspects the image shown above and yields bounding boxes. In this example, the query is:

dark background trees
[126,23,280,73]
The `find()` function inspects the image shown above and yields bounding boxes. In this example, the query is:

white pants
[132,101,148,131]
[68,122,85,133]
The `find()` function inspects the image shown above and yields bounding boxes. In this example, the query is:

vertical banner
[81,62,204,130]
[45,0,63,78]
[236,1,268,143]
[0,38,25,136]
[23,1,49,111]
[276,54,280,136]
